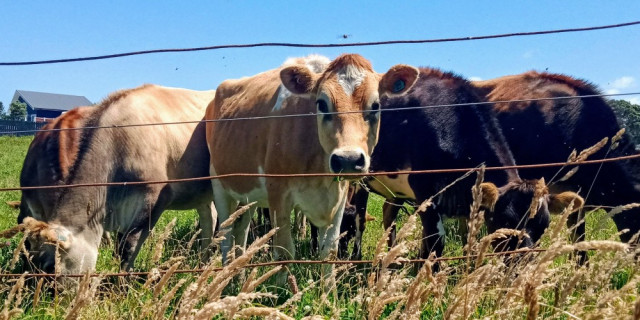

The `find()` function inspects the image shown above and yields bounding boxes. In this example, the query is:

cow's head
[21,217,99,274]
[481,179,584,250]
[280,54,419,175]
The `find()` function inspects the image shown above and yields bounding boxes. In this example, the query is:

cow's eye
[371,102,380,111]
[316,100,329,113]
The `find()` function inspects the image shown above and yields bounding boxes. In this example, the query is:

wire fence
[0,247,550,279]
[0,91,638,136]
[0,19,638,282]
[1,153,638,192]
[1,20,638,66]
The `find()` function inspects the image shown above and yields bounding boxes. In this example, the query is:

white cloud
[628,97,640,105]
[606,88,621,95]
[469,76,483,81]
[522,50,534,59]
[610,76,635,89]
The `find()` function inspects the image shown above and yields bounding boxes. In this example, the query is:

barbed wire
[1,153,638,192]
[0,91,638,136]
[1,21,639,66]
[0,247,549,278]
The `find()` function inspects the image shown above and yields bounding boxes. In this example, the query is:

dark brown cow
[19,85,216,274]
[474,71,640,251]
[344,68,582,259]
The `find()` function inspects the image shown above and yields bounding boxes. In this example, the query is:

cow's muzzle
[330,149,368,174]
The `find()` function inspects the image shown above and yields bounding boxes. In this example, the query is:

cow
[19,84,217,274]
[205,54,419,269]
[347,67,583,260]
[474,71,640,250]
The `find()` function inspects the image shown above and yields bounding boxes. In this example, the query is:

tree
[609,99,640,145]
[0,101,4,116]
[8,101,27,121]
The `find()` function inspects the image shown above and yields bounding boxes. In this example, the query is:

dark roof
[12,90,92,111]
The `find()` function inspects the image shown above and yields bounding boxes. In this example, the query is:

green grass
[0,136,635,319]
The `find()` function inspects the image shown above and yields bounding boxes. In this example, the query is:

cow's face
[482,180,584,250]
[281,54,419,175]
[22,217,99,274]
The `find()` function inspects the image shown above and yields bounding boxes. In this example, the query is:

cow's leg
[349,186,370,260]
[120,187,171,271]
[269,201,295,261]
[231,206,252,258]
[383,199,403,248]
[196,201,217,261]
[310,223,319,256]
[418,209,445,259]
[567,209,587,264]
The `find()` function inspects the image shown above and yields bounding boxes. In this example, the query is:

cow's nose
[330,150,367,174]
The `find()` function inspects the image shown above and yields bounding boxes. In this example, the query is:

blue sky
[1,1,639,109]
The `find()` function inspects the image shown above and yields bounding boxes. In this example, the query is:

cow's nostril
[330,154,342,173]
[354,153,366,170]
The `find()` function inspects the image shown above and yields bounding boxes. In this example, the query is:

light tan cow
[206,54,419,266]
[19,85,216,274]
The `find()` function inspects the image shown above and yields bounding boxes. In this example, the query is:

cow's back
[474,71,639,185]
[95,85,215,210]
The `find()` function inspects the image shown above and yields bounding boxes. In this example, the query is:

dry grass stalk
[33,278,44,308]
[192,292,277,320]
[0,273,26,320]
[176,228,277,320]
[524,281,539,320]
[185,229,201,252]
[444,263,501,319]
[9,233,27,270]
[219,202,257,230]
[64,273,102,320]
[607,203,640,219]
[234,306,295,320]
[464,168,486,256]
[575,137,608,162]
[153,260,182,298]
[475,229,527,268]
[153,278,188,320]
[241,266,283,293]
[151,217,177,265]
[528,178,548,218]
[611,128,625,150]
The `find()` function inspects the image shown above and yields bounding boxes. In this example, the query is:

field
[0,135,638,319]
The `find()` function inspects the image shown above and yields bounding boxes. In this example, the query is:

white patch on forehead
[337,65,366,96]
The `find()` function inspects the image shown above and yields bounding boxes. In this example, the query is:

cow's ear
[548,192,584,215]
[280,65,319,95]
[379,64,419,96]
[479,182,500,211]
[365,212,376,222]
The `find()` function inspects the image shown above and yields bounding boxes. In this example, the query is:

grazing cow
[19,85,216,274]
[474,71,640,246]
[206,54,419,266]
[352,68,582,259]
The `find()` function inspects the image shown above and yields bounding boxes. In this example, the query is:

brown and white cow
[19,85,216,274]
[206,54,419,265]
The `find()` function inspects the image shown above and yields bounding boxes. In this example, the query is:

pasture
[0,135,637,319]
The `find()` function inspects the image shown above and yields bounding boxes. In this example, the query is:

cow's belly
[103,192,147,232]
[368,173,416,200]
[290,179,347,227]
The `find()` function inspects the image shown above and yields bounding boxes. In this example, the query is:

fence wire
[0,91,638,136]
[1,20,639,66]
